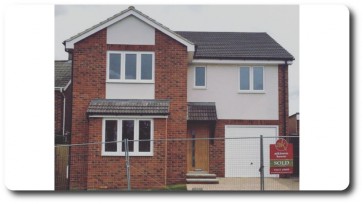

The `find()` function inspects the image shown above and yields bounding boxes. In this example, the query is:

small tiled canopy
[187,102,217,121]
[87,99,170,116]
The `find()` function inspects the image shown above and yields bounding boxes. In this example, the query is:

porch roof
[187,102,217,121]
[87,99,170,116]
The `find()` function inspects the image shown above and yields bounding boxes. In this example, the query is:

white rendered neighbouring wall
[187,64,279,120]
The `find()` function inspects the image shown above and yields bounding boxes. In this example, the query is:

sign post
[270,138,293,174]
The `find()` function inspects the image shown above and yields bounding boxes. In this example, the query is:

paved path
[187,177,299,191]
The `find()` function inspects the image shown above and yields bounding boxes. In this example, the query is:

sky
[55,5,299,115]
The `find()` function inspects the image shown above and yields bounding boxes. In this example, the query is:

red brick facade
[278,64,289,136]
[69,28,188,190]
[70,28,107,190]
[154,30,188,184]
[85,118,168,190]
[55,91,63,135]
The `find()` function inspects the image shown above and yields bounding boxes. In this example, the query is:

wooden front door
[187,124,210,171]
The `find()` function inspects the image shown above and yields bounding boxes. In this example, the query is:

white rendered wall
[187,64,279,120]
[107,15,155,45]
[106,83,155,99]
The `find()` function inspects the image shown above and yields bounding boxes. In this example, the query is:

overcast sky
[55,5,299,115]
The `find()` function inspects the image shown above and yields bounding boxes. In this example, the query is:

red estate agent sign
[270,138,294,174]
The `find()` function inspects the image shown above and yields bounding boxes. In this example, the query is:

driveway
[187,177,299,191]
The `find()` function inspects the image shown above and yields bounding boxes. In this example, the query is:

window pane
[109,54,121,79]
[105,120,117,152]
[240,67,250,90]
[122,120,134,152]
[125,54,137,79]
[195,67,205,86]
[139,120,151,152]
[253,67,264,90]
[141,54,152,80]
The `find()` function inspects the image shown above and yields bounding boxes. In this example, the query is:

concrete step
[186,178,219,184]
[186,172,217,178]
[186,170,219,184]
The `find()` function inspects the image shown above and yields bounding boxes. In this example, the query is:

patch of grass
[163,184,187,191]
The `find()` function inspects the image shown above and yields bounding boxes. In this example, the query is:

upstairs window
[107,51,154,83]
[239,66,264,92]
[194,66,206,88]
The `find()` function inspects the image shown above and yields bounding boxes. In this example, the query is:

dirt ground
[187,177,299,191]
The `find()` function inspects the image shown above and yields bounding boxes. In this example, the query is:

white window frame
[193,66,207,89]
[238,66,265,93]
[102,118,154,156]
[106,51,155,83]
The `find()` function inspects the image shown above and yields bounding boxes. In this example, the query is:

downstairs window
[102,119,153,156]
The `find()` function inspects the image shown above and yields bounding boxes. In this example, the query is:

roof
[55,60,72,89]
[187,102,217,121]
[87,99,170,116]
[176,31,294,61]
[63,6,194,51]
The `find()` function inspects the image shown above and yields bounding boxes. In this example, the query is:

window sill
[193,86,207,90]
[106,80,154,84]
[238,90,265,94]
[102,152,154,157]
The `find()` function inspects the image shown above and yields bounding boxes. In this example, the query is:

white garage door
[225,125,279,178]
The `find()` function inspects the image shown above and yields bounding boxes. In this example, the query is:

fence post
[259,135,265,191]
[124,139,131,191]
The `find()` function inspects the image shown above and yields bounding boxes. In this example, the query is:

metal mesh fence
[55,136,299,191]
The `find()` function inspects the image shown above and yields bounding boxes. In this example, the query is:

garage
[225,125,279,178]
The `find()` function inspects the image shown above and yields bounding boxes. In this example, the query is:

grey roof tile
[176,31,294,60]
[55,60,72,88]
[87,99,170,116]
[187,102,217,121]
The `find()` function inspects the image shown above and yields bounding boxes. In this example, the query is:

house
[288,112,300,177]
[54,60,72,144]
[61,6,294,190]
[288,112,300,136]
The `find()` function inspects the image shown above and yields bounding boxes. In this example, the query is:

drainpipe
[60,88,66,136]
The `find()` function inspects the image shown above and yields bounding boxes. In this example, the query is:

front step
[186,170,219,184]
[186,178,219,184]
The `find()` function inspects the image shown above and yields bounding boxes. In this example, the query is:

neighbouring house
[288,112,300,136]
[55,60,72,144]
[61,6,294,190]
[288,112,300,177]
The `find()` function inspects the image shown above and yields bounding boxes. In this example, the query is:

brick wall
[154,30,189,184]
[55,91,63,135]
[278,64,289,136]
[69,27,188,189]
[69,28,107,190]
[55,86,72,142]
[86,118,167,190]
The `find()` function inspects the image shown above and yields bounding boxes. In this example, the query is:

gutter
[59,88,66,136]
